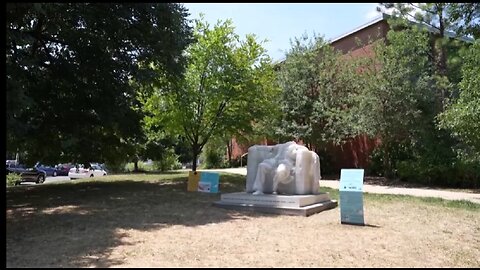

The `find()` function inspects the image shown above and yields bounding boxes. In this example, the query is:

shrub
[124,161,155,172]
[105,161,127,174]
[201,145,226,169]
[6,173,21,187]
[153,148,182,172]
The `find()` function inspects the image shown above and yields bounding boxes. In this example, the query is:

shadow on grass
[6,173,268,268]
[120,170,187,175]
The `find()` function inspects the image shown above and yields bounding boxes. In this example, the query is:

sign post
[339,169,365,225]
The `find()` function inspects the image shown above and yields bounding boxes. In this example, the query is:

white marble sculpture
[246,141,321,195]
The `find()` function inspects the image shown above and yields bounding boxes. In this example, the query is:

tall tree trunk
[226,139,233,165]
[382,139,393,179]
[436,4,448,113]
[192,145,199,172]
[133,159,139,172]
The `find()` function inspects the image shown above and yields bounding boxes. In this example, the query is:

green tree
[446,3,480,39]
[276,34,358,151]
[6,3,192,166]
[439,41,480,155]
[142,16,277,171]
[356,28,434,177]
[379,3,478,113]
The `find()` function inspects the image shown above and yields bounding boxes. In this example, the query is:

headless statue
[246,141,321,195]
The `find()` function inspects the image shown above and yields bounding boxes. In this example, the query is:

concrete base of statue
[213,192,337,217]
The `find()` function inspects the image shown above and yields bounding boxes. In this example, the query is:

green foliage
[6,3,193,165]
[446,3,480,39]
[142,15,278,171]
[152,148,182,172]
[6,173,22,187]
[380,3,479,39]
[395,130,457,186]
[367,142,414,177]
[276,33,358,150]
[397,158,480,189]
[174,136,193,164]
[200,138,227,169]
[124,161,154,173]
[439,41,480,155]
[379,3,476,115]
[105,160,127,174]
[355,28,434,177]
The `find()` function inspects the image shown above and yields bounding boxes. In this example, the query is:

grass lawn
[6,172,480,267]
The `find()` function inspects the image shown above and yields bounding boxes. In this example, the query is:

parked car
[18,168,47,184]
[6,163,27,175]
[34,162,58,177]
[90,162,108,173]
[55,163,74,176]
[69,164,107,179]
[6,161,47,184]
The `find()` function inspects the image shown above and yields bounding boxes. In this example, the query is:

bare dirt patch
[6,173,480,268]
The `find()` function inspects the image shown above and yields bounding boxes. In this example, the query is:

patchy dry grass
[6,172,480,267]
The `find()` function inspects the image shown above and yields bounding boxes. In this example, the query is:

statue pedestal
[213,192,337,217]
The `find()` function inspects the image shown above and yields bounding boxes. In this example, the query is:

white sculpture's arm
[311,152,321,194]
[294,148,311,194]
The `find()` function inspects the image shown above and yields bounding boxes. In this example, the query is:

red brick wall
[331,20,389,54]
[325,135,382,172]
[230,137,251,160]
[230,137,277,160]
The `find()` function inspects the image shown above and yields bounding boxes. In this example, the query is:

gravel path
[198,168,480,204]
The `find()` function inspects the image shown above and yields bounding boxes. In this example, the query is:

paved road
[199,168,480,204]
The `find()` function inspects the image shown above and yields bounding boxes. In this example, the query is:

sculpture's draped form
[246,141,321,195]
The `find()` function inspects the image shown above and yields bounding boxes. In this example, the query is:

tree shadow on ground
[6,173,269,267]
[121,170,187,175]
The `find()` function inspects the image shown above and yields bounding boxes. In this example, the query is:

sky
[183,3,383,62]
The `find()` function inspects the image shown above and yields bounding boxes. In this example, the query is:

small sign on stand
[339,169,365,225]
[198,172,219,193]
[187,171,200,192]
[187,171,220,193]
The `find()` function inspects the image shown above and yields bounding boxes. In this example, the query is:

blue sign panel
[198,172,220,193]
[339,169,364,192]
[340,191,364,225]
[339,169,364,225]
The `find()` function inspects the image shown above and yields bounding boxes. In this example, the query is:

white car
[69,164,107,179]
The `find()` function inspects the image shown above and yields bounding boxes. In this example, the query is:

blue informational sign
[198,172,220,193]
[339,169,364,225]
[339,169,364,192]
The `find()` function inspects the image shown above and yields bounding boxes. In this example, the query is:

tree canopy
[275,34,358,151]
[6,3,193,166]
[141,16,277,171]
[439,41,480,156]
